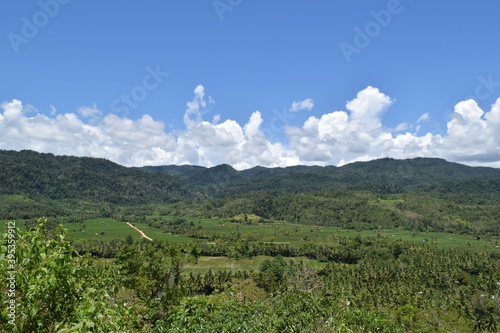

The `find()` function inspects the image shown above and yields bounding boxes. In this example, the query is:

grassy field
[183,255,326,274]
[0,220,26,232]
[2,217,499,277]
[188,218,500,251]
[2,217,499,252]
[0,218,195,243]
[62,218,136,241]
[59,218,194,243]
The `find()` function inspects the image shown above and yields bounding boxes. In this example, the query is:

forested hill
[140,157,500,196]
[2,149,500,232]
[3,149,499,202]
[0,149,193,206]
[142,158,500,234]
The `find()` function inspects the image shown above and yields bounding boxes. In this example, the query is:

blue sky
[1,0,500,169]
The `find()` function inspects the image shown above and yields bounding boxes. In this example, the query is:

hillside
[0,150,194,218]
[2,150,500,234]
[140,157,500,196]
[143,158,500,234]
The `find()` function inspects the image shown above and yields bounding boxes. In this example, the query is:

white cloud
[0,99,177,167]
[285,86,394,163]
[285,88,500,168]
[1,88,500,169]
[345,86,393,130]
[78,103,102,118]
[417,112,430,123]
[212,114,221,124]
[174,88,298,169]
[184,85,216,124]
[290,98,314,112]
[394,122,409,132]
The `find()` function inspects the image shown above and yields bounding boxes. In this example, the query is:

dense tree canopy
[3,220,500,332]
[2,150,500,234]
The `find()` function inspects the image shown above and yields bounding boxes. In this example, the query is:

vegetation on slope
[0,150,194,218]
[1,149,500,235]
[2,220,500,332]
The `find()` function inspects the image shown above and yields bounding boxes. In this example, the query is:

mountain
[139,157,500,196]
[2,150,500,234]
[138,158,500,234]
[340,157,500,186]
[4,150,500,203]
[0,149,193,206]
[138,165,204,177]
[179,164,243,186]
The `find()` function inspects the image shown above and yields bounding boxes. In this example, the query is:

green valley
[2,150,500,332]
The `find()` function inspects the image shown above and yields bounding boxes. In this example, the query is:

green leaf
[29,307,38,319]
[84,319,95,328]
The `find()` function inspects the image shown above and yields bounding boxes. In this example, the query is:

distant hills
[1,150,500,233]
[139,157,500,196]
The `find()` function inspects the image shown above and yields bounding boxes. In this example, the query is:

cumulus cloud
[285,87,500,168]
[285,86,394,163]
[184,85,213,126]
[290,98,314,112]
[345,86,393,130]
[173,85,298,169]
[0,99,177,166]
[1,86,500,169]
[1,86,300,170]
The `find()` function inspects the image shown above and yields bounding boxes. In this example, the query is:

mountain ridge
[137,156,500,195]
[1,149,500,233]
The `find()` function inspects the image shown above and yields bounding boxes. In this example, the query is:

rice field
[2,217,499,252]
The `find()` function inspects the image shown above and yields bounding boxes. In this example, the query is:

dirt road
[126,222,153,241]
